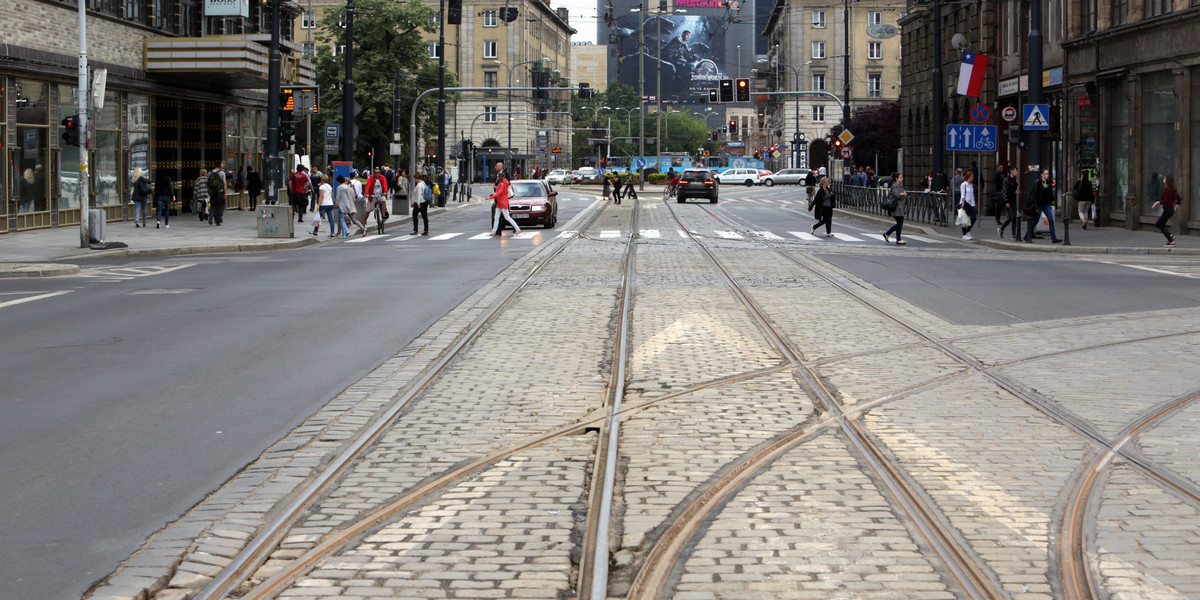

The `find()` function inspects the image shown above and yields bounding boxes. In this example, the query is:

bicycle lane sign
[946,125,997,152]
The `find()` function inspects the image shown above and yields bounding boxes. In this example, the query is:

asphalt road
[0,193,596,600]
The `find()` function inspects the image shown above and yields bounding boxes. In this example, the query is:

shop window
[14,79,49,216]
[1141,72,1175,216]
[57,84,82,211]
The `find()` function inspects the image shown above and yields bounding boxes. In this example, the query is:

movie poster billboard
[611,14,729,101]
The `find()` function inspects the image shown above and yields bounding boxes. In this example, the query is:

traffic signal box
[729,119,738,134]
[735,78,750,102]
[61,114,80,147]
[719,79,733,103]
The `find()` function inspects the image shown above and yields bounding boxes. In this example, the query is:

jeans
[319,205,338,235]
[885,215,904,241]
[812,205,833,234]
[1155,207,1176,242]
[337,208,350,235]
[1025,205,1057,241]
[134,199,148,225]
[154,195,170,225]
[210,193,226,225]
[999,206,1019,239]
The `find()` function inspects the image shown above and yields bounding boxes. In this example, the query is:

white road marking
[714,230,744,239]
[640,229,661,238]
[788,231,821,241]
[600,230,622,238]
[345,234,389,243]
[900,233,945,244]
[428,233,464,241]
[0,290,73,309]
[832,233,864,242]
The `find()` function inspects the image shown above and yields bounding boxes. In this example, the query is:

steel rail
[193,195,614,600]
[627,199,1004,600]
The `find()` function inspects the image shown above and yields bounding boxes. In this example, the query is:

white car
[546,169,573,185]
[715,168,765,186]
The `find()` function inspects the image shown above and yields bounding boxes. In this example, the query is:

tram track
[622,198,1200,600]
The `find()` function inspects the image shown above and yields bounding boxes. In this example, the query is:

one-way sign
[946,124,997,152]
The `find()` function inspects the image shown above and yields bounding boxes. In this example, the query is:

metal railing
[832,182,953,227]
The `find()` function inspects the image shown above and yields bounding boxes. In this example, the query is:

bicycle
[372,197,386,234]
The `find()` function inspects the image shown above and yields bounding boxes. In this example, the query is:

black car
[677,169,718,203]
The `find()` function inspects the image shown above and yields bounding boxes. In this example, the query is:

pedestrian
[362,167,389,233]
[153,168,175,228]
[958,170,977,240]
[207,163,227,226]
[307,167,322,212]
[612,173,624,204]
[623,173,638,200]
[246,165,262,210]
[335,175,358,238]
[804,169,817,201]
[882,172,907,245]
[488,170,521,237]
[923,170,934,192]
[411,173,430,236]
[865,167,876,187]
[992,163,1007,227]
[602,173,611,198]
[1152,175,1181,246]
[998,166,1020,240]
[317,172,336,237]
[193,168,210,222]
[1074,171,1094,229]
[808,176,835,237]
[951,168,964,208]
[288,165,311,223]
[1023,168,1062,243]
[130,167,151,227]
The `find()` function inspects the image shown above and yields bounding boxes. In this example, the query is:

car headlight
[531,204,547,212]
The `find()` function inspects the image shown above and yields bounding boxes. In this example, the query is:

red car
[492,179,559,229]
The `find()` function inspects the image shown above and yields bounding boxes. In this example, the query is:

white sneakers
[962,234,974,241]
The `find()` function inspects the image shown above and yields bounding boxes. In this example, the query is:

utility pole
[266,0,282,204]
[1028,0,1043,175]
[842,0,850,127]
[76,0,90,248]
[932,0,945,192]
[437,0,447,195]
[342,0,355,161]
[638,0,646,189]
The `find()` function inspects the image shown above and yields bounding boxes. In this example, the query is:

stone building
[2,0,312,234]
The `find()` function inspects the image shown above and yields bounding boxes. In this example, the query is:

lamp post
[492,57,549,154]
[776,58,812,169]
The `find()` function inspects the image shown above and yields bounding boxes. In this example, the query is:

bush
[648,173,669,184]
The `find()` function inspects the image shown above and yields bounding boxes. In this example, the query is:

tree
[828,101,900,175]
[311,0,458,167]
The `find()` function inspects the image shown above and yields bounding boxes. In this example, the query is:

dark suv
[677,169,718,203]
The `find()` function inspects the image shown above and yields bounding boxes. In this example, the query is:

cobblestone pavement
[89,197,1200,600]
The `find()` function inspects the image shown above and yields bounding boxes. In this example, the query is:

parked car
[764,168,810,186]
[546,169,573,185]
[492,179,559,229]
[714,167,765,186]
[677,169,718,203]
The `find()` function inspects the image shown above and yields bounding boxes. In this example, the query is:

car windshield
[509,182,544,197]
[682,171,710,180]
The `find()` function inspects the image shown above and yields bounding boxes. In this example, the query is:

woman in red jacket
[488,172,522,237]
[1152,175,1181,246]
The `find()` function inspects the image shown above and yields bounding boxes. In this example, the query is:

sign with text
[204,0,247,17]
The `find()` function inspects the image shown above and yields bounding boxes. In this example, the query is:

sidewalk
[0,202,468,278]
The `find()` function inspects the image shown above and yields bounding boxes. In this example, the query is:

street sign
[325,124,340,139]
[1023,104,1050,130]
[325,124,339,153]
[840,147,853,159]
[946,124,997,152]
[970,103,990,124]
[1001,106,1018,122]
[633,158,646,171]
[837,129,854,145]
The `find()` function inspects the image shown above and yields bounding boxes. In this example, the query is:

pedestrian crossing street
[339,229,945,245]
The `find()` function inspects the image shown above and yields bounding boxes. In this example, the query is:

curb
[0,263,82,279]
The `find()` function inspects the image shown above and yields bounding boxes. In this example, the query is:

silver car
[763,168,811,186]
[546,169,573,185]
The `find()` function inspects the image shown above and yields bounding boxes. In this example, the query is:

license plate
[513,213,528,219]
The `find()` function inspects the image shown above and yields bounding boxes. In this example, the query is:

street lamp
[775,55,813,169]
[490,57,549,154]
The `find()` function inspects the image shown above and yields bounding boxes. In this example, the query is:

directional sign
[633,158,646,171]
[970,103,990,124]
[1023,104,1050,130]
[1001,106,1017,122]
[946,125,997,152]
[840,147,853,159]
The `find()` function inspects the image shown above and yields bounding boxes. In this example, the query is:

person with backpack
[193,168,210,222]
[1023,168,1062,244]
[206,163,227,226]
[411,173,431,236]
[130,167,151,227]
[288,165,311,223]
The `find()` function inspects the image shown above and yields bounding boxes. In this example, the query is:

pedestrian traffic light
[719,79,733,103]
[708,89,718,103]
[61,114,80,147]
[710,131,718,141]
[729,119,737,134]
[279,124,295,152]
[735,78,750,102]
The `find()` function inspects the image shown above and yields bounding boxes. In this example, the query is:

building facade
[762,0,903,170]
[3,0,311,234]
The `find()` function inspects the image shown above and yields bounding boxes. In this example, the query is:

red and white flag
[957,51,989,97]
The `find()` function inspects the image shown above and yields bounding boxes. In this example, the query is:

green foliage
[570,81,716,168]
[827,101,900,174]
[311,0,459,167]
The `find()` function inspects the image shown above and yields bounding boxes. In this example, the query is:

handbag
[956,207,972,228]
[880,194,897,211]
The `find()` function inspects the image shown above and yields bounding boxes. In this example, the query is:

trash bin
[392,192,409,216]
[88,209,106,243]
[257,205,295,238]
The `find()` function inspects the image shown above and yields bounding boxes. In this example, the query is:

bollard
[1062,207,1071,246]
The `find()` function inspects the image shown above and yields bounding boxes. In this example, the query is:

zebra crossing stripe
[600,230,622,238]
[900,233,945,244]
[640,229,661,238]
[753,231,784,239]
[788,231,821,241]
[428,233,464,241]
[469,232,494,240]
[714,230,744,239]
[345,234,390,243]
[678,230,691,238]
[832,233,864,242]
[556,230,579,239]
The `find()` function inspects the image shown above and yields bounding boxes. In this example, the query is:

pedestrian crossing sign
[1023,104,1050,130]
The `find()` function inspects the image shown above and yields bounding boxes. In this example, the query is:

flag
[957,51,989,97]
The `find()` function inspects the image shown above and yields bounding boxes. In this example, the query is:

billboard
[205,0,248,18]
[611,14,730,101]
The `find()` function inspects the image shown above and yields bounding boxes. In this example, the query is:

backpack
[207,170,223,195]
[136,177,152,197]
[422,183,433,202]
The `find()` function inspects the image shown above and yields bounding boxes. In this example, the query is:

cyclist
[362,167,389,233]
[667,171,680,198]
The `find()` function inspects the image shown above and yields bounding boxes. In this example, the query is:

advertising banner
[205,0,248,18]
[612,14,729,100]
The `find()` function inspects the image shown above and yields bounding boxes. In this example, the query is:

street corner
[0,263,81,278]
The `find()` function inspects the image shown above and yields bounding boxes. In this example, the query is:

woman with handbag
[130,167,151,227]
[809,176,835,237]
[959,170,977,241]
[882,172,908,245]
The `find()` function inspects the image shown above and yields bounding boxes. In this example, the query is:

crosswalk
[335,228,946,245]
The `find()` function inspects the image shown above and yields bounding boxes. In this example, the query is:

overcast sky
[556,0,601,44]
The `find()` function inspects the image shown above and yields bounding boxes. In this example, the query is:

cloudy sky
[555,0,601,44]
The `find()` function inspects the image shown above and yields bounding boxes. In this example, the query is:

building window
[1141,72,1176,215]
[812,73,825,91]
[868,42,882,60]
[334,44,346,56]
[302,11,316,28]
[483,40,498,59]
[302,41,316,56]
[484,71,498,98]
[1148,0,1171,16]
[1080,0,1096,31]
[868,73,882,98]
[812,105,825,122]
[483,9,497,26]
[429,41,441,59]
[1112,0,1127,24]
[812,41,825,59]
[484,106,497,123]
[868,11,881,26]
[812,10,825,28]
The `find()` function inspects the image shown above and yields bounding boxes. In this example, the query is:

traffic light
[446,0,462,24]
[532,69,549,99]
[710,131,718,141]
[729,119,737,135]
[537,106,547,121]
[61,114,80,146]
[708,89,718,103]
[578,82,592,99]
[461,139,473,158]
[735,78,750,102]
[719,79,733,103]
[592,121,604,136]
[279,123,295,152]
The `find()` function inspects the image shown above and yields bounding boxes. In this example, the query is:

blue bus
[603,154,765,174]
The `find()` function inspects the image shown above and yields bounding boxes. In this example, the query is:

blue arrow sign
[946,125,997,152]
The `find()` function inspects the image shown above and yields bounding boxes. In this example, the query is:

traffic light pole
[76,0,90,248]
[265,0,282,204]
[342,0,355,162]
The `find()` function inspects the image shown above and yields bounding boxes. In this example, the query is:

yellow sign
[838,129,855,145]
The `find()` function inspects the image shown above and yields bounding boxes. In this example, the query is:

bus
[602,154,765,174]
